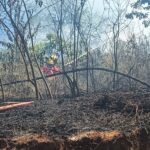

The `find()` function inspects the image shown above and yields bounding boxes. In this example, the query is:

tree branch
[2,67,150,88]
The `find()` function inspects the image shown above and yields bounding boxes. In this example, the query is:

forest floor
[0,91,150,149]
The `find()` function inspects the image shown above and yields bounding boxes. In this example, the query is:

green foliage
[33,42,45,54]
[46,33,58,50]
[46,33,69,54]
[126,0,150,27]
[35,0,43,7]
[132,0,150,8]
[126,12,148,20]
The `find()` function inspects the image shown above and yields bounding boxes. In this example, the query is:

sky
[88,0,150,41]
[89,0,104,13]
[0,0,150,51]
[34,0,105,42]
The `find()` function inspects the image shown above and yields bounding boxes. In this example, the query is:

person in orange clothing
[42,53,60,75]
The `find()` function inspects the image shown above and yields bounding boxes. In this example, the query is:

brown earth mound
[0,92,150,149]
[66,130,131,150]
[0,128,150,150]
[0,134,63,150]
[130,128,150,150]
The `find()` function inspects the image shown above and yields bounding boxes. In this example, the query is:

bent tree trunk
[2,68,150,98]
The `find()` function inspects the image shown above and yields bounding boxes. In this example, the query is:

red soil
[0,129,150,150]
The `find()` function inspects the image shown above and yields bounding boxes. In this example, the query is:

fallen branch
[2,67,150,88]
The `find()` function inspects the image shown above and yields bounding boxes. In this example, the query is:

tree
[103,0,130,90]
[0,0,53,99]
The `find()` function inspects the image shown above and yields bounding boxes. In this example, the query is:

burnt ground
[0,91,150,149]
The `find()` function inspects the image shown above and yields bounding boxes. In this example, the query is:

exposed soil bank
[0,128,150,150]
[0,92,150,149]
